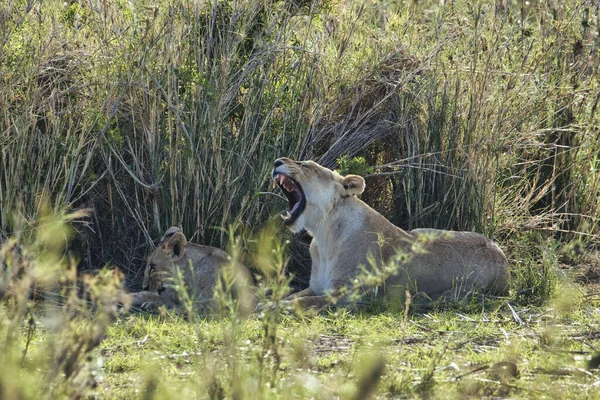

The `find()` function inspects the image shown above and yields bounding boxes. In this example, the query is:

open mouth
[273,173,306,225]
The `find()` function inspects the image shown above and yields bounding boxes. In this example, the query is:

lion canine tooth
[285,211,292,218]
[280,214,286,220]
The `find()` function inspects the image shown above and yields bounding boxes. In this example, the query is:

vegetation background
[1,0,600,398]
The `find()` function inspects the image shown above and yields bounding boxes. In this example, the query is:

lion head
[272,157,365,233]
[142,227,188,293]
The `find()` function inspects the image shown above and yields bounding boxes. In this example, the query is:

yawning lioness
[272,157,509,309]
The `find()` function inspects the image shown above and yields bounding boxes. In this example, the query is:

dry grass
[2,0,600,286]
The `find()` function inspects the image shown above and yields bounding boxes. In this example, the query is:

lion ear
[340,174,365,196]
[161,226,182,243]
[165,231,187,261]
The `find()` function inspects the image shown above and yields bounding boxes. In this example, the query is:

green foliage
[336,155,374,177]
[89,288,598,399]
[510,233,560,305]
[0,201,128,400]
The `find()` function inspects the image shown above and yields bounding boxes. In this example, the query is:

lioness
[272,157,509,309]
[129,227,254,314]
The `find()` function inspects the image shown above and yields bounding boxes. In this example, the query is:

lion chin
[272,157,510,311]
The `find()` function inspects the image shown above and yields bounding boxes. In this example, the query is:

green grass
[1,201,599,399]
[88,293,600,399]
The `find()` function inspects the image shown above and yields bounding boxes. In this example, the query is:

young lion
[129,227,254,314]
[272,157,509,309]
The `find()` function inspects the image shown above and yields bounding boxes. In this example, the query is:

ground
[89,263,600,400]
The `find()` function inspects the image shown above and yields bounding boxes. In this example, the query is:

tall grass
[306,1,600,239]
[1,0,322,281]
[1,0,599,283]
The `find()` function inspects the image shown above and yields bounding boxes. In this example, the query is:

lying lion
[129,227,254,314]
[272,157,509,309]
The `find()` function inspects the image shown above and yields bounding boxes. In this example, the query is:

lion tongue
[280,195,300,221]
[289,199,301,214]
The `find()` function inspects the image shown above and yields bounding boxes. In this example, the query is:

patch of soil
[560,250,600,285]
[573,251,600,284]
[311,334,354,356]
[560,250,600,298]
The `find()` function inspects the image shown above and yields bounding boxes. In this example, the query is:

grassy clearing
[92,292,600,399]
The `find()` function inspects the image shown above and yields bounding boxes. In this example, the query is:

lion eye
[149,263,156,272]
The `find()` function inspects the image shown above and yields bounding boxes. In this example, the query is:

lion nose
[274,158,285,168]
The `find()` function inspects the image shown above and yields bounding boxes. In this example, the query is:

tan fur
[129,227,254,314]
[273,157,509,309]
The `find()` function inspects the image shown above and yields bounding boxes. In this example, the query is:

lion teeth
[280,211,292,221]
